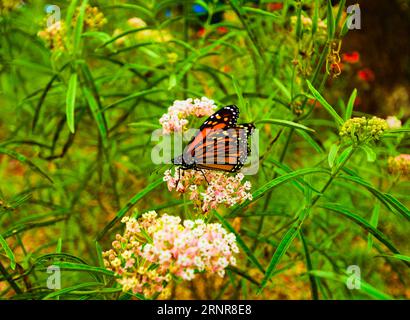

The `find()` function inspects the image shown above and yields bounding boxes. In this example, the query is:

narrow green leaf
[295,130,325,154]
[360,145,376,162]
[259,214,305,293]
[51,262,115,277]
[273,78,291,101]
[367,202,380,251]
[320,203,404,256]
[306,80,344,126]
[328,143,340,168]
[66,73,78,133]
[0,234,16,270]
[299,230,319,300]
[327,0,335,40]
[310,270,393,300]
[83,87,108,142]
[255,119,315,132]
[340,174,410,221]
[378,254,410,263]
[73,0,88,54]
[43,282,102,300]
[312,0,319,35]
[0,147,53,183]
[335,0,346,31]
[345,88,357,120]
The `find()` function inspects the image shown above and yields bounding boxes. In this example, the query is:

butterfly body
[173,105,255,173]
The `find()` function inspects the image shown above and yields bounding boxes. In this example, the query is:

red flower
[357,68,375,82]
[197,27,206,37]
[217,26,228,34]
[267,3,284,11]
[342,51,360,64]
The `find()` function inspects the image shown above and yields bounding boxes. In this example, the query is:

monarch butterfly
[173,105,255,173]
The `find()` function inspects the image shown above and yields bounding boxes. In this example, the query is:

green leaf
[0,234,16,270]
[258,211,307,293]
[51,262,115,277]
[83,87,108,142]
[299,230,319,300]
[320,203,403,256]
[345,88,357,120]
[273,78,291,101]
[0,147,53,183]
[334,146,353,172]
[328,143,340,168]
[310,270,393,300]
[73,0,88,54]
[335,0,346,31]
[66,73,78,133]
[213,211,264,274]
[360,145,376,162]
[378,254,410,263]
[312,0,319,35]
[306,80,344,126]
[327,0,335,40]
[387,128,410,134]
[255,119,315,132]
[43,282,103,300]
[367,202,380,250]
[295,130,325,154]
[168,73,177,90]
[242,7,280,19]
[340,174,410,221]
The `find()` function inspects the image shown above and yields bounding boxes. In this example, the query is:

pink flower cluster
[163,168,252,212]
[159,97,217,134]
[103,211,238,297]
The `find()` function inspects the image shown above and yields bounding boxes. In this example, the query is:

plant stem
[0,261,22,294]
[311,146,356,207]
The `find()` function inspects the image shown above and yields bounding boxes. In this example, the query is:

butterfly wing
[193,123,255,172]
[183,105,240,160]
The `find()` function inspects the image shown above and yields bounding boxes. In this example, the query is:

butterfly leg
[199,169,210,185]
[175,167,182,189]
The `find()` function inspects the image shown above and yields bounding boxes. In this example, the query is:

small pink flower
[159,97,217,134]
[164,168,252,212]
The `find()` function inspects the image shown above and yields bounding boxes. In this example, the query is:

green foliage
[0,0,408,300]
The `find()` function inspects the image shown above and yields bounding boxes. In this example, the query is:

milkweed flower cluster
[72,5,107,30]
[386,116,402,130]
[38,5,106,51]
[37,21,66,51]
[103,211,239,298]
[164,168,252,212]
[388,154,410,177]
[159,97,217,134]
[339,116,388,144]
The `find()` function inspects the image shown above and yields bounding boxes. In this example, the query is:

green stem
[311,146,356,207]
